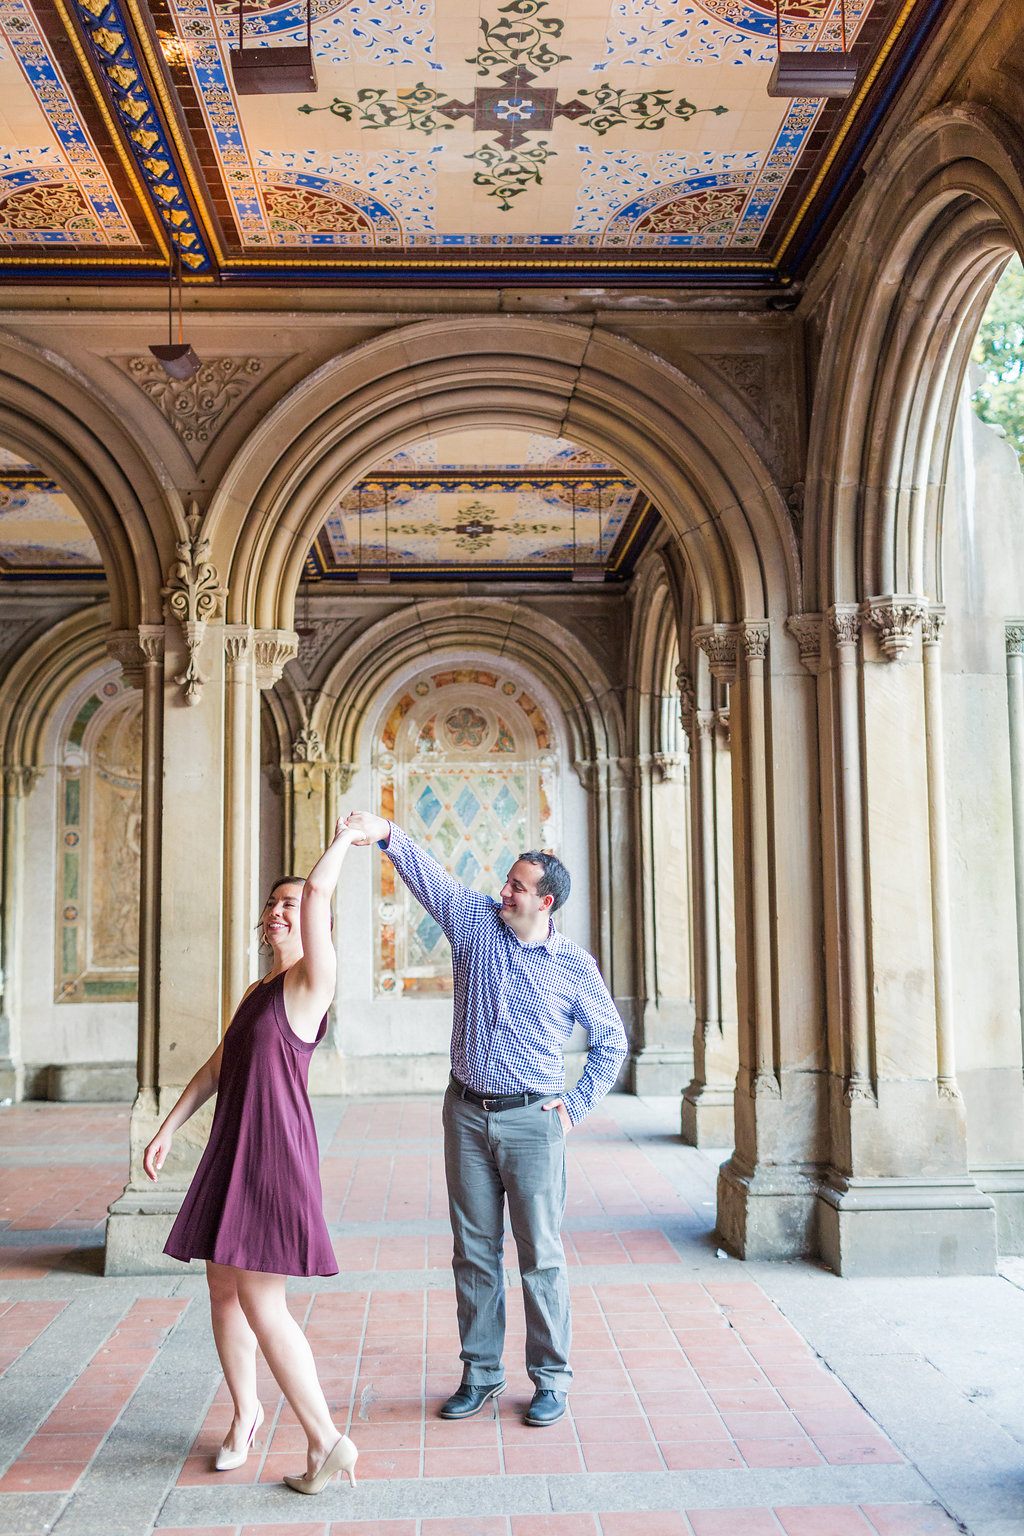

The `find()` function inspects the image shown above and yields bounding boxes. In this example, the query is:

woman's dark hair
[519,850,571,911]
[268,875,306,897]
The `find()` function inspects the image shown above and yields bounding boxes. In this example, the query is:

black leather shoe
[438,1381,506,1420]
[524,1388,567,1426]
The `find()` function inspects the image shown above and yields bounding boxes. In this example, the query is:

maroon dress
[164,972,338,1277]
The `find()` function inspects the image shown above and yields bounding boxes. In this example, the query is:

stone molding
[162,505,226,707]
[862,594,929,661]
[785,612,823,674]
[693,624,739,685]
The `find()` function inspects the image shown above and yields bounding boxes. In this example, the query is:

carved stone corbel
[862,594,928,661]
[693,624,740,685]
[676,664,697,738]
[652,752,684,784]
[253,630,299,689]
[785,613,823,675]
[162,504,226,706]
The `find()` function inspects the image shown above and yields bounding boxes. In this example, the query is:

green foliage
[972,254,1024,468]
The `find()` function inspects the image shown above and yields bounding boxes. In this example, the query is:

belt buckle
[481,1095,498,1111]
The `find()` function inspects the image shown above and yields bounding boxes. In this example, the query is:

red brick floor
[0,1099,964,1534]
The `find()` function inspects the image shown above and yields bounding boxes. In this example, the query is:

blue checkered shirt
[382,823,628,1124]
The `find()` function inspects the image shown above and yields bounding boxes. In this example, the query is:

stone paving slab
[0,1095,1016,1535]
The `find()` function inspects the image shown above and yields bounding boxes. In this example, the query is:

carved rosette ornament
[1005,621,1024,657]
[162,505,226,706]
[862,594,928,661]
[785,613,823,675]
[693,624,739,685]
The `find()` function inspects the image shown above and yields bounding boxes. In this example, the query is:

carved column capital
[326,761,356,794]
[1,765,40,798]
[223,625,253,666]
[827,603,861,649]
[785,612,823,674]
[694,709,716,745]
[1006,621,1024,657]
[715,708,731,746]
[740,619,770,663]
[106,630,147,688]
[862,594,928,661]
[676,665,696,737]
[253,629,299,689]
[138,625,165,665]
[921,604,945,648]
[652,752,684,784]
[693,624,740,685]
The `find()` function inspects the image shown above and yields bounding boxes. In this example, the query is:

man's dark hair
[519,850,571,912]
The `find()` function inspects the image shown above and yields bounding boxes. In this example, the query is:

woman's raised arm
[284,818,356,1041]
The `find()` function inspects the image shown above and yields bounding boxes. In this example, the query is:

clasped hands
[334,811,389,846]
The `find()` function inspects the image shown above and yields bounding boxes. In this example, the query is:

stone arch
[0,605,112,775]
[313,598,624,774]
[807,104,1024,609]
[0,331,179,628]
[209,318,799,630]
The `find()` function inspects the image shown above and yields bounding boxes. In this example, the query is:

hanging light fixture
[149,244,200,380]
[230,0,317,94]
[767,0,857,98]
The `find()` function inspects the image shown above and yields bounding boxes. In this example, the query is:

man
[344,810,628,1427]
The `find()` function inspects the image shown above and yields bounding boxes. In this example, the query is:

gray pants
[442,1084,573,1392]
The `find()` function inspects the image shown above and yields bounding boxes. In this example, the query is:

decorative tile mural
[57,681,141,1004]
[374,667,557,996]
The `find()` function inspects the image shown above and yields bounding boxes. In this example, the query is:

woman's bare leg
[206,1262,261,1454]
[234,1268,340,1478]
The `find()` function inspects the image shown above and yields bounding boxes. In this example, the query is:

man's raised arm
[344,811,487,941]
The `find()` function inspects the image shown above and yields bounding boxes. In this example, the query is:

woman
[143,818,357,1496]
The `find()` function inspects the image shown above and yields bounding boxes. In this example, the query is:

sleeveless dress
[164,971,339,1277]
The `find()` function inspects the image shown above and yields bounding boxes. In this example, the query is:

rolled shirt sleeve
[560,957,629,1125]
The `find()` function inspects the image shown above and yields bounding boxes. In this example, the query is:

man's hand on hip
[542,1099,572,1134]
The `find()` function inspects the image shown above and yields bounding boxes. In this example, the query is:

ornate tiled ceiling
[0,0,937,284]
[307,428,655,578]
[0,447,103,575]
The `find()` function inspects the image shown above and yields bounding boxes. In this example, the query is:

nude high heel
[283,1434,358,1494]
[214,1402,263,1472]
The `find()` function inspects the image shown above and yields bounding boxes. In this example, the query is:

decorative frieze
[862,594,928,661]
[785,612,823,674]
[163,505,226,707]
[693,624,739,685]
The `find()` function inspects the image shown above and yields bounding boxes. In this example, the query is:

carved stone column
[0,766,39,1101]
[572,754,637,1079]
[1005,621,1024,1066]
[681,703,737,1146]
[816,598,994,1276]
[631,747,695,1095]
